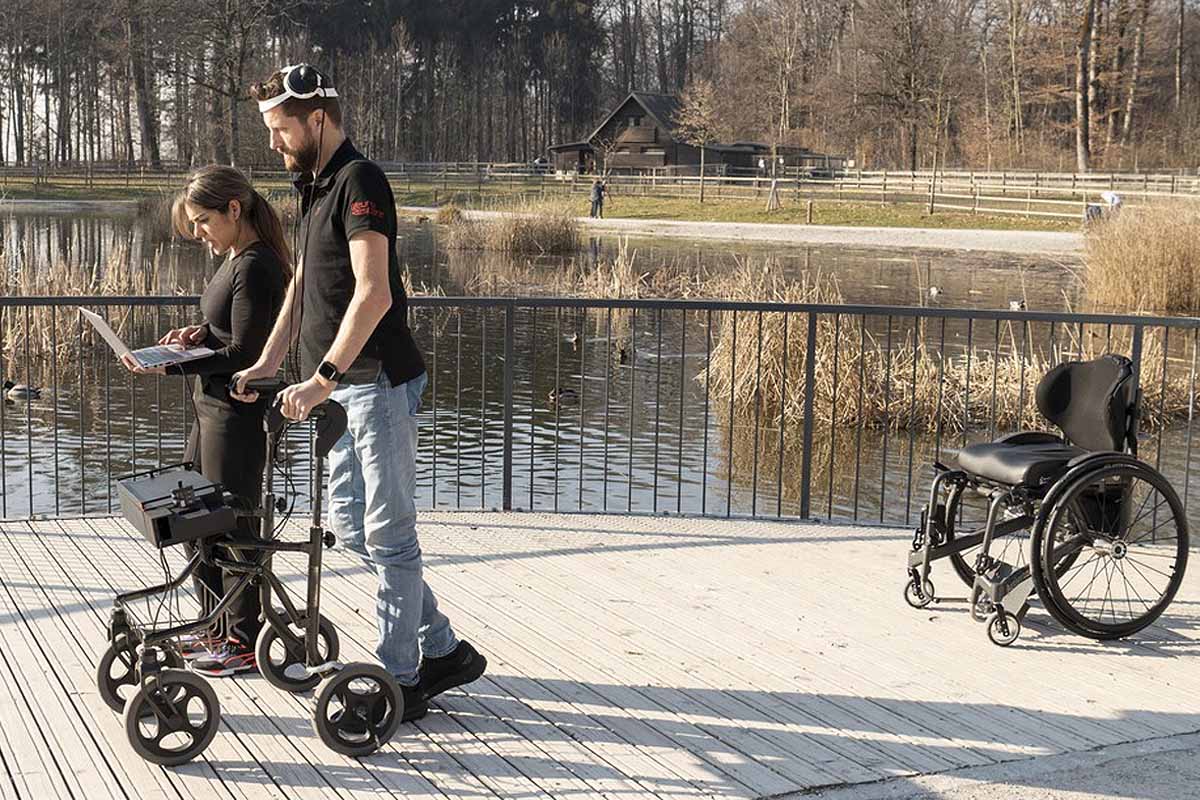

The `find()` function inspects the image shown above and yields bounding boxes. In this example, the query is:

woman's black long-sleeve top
[168,242,286,401]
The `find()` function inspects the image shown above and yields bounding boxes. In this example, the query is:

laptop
[80,307,215,370]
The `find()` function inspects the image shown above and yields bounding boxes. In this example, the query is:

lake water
[8,205,1199,534]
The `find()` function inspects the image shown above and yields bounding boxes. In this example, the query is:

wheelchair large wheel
[255,613,340,693]
[1032,462,1189,640]
[123,669,220,766]
[96,635,184,713]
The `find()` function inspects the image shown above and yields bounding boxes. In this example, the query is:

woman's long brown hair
[171,164,293,278]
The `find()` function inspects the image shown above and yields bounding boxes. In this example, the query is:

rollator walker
[905,354,1190,646]
[97,380,403,764]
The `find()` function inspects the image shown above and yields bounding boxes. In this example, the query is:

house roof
[548,140,592,152]
[585,92,683,144]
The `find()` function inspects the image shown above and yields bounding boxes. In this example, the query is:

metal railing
[2,295,1199,529]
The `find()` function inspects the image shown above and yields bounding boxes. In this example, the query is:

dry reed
[442,199,580,254]
[1084,200,1200,314]
[700,260,1195,433]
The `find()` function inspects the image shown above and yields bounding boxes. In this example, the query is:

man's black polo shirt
[294,138,425,386]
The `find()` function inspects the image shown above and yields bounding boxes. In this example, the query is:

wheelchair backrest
[1035,354,1137,452]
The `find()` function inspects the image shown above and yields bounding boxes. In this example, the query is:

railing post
[502,302,515,511]
[799,312,818,519]
[1131,325,1144,396]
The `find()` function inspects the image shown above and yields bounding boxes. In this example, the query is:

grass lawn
[391,183,1076,232]
[591,196,1078,232]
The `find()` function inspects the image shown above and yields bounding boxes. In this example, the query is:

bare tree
[1076,0,1097,171]
[674,77,723,201]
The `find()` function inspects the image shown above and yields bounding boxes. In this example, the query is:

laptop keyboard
[135,346,184,368]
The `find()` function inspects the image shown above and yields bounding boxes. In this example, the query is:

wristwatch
[317,360,344,384]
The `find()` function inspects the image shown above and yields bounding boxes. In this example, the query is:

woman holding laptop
[123,165,290,676]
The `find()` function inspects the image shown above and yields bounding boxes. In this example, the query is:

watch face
[319,362,339,381]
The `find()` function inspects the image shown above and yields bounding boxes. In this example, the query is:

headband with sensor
[257,64,338,113]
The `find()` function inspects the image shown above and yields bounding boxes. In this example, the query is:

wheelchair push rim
[1035,462,1189,640]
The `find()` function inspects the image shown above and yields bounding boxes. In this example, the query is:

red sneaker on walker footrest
[189,640,257,677]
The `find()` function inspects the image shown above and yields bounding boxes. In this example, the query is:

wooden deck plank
[436,515,988,772]
[0,524,144,800]
[318,548,741,799]
[299,539,687,800]
[491,516,1102,755]
[425,518,976,778]
[0,511,1195,800]
[429,516,1006,773]
[411,526,884,788]
[0,522,188,800]
[297,566,647,800]
[501,514,1196,748]
[29,518,267,800]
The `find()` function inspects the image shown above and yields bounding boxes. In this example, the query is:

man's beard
[282,136,320,174]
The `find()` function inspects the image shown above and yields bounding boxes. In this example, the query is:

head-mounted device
[257,64,338,113]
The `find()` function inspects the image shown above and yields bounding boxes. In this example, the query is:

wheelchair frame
[904,357,1189,647]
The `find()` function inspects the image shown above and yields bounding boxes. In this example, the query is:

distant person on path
[590,178,606,218]
[1101,191,1123,216]
[123,165,290,676]
[233,64,486,722]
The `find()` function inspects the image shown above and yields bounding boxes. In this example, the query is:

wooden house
[549,91,843,175]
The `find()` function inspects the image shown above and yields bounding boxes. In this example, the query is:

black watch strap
[317,360,344,383]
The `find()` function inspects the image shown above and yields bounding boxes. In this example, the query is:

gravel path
[401,205,1083,255]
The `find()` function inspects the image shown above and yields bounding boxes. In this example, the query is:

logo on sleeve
[350,200,385,219]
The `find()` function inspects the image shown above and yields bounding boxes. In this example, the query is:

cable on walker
[98,379,404,765]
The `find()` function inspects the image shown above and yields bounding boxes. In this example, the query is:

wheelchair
[905,354,1190,646]
[96,381,404,765]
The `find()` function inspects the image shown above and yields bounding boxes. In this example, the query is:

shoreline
[400,206,1083,256]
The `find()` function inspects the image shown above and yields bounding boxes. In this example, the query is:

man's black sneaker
[419,641,487,700]
[331,682,427,733]
[189,639,257,677]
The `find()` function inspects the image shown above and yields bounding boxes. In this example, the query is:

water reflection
[3,206,1077,310]
[5,208,1198,534]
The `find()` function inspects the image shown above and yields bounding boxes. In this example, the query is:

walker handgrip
[231,377,289,396]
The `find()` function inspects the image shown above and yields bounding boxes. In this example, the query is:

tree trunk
[1120,0,1148,147]
[1104,0,1129,153]
[1087,0,1102,156]
[699,145,705,203]
[12,58,26,163]
[1075,0,1096,172]
[128,11,161,167]
[1176,0,1185,112]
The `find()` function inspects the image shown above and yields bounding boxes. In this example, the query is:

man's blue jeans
[326,370,457,685]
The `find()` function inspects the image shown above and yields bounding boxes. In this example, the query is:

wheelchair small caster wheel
[313,663,402,757]
[255,613,341,693]
[969,586,993,623]
[904,577,935,609]
[987,611,1021,647]
[97,635,183,713]
[123,669,220,765]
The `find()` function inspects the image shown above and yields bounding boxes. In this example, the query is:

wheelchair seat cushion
[957,440,1088,486]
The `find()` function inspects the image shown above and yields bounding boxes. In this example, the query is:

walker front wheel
[312,663,402,757]
[123,669,220,766]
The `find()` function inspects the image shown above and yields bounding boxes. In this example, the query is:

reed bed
[0,243,200,378]
[1084,200,1200,314]
[442,199,580,254]
[701,260,1195,433]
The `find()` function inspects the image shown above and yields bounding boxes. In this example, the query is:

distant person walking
[590,178,606,218]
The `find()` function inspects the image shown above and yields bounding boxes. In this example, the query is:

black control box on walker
[118,466,237,549]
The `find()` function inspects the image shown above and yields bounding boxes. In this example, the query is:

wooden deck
[0,511,1197,800]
